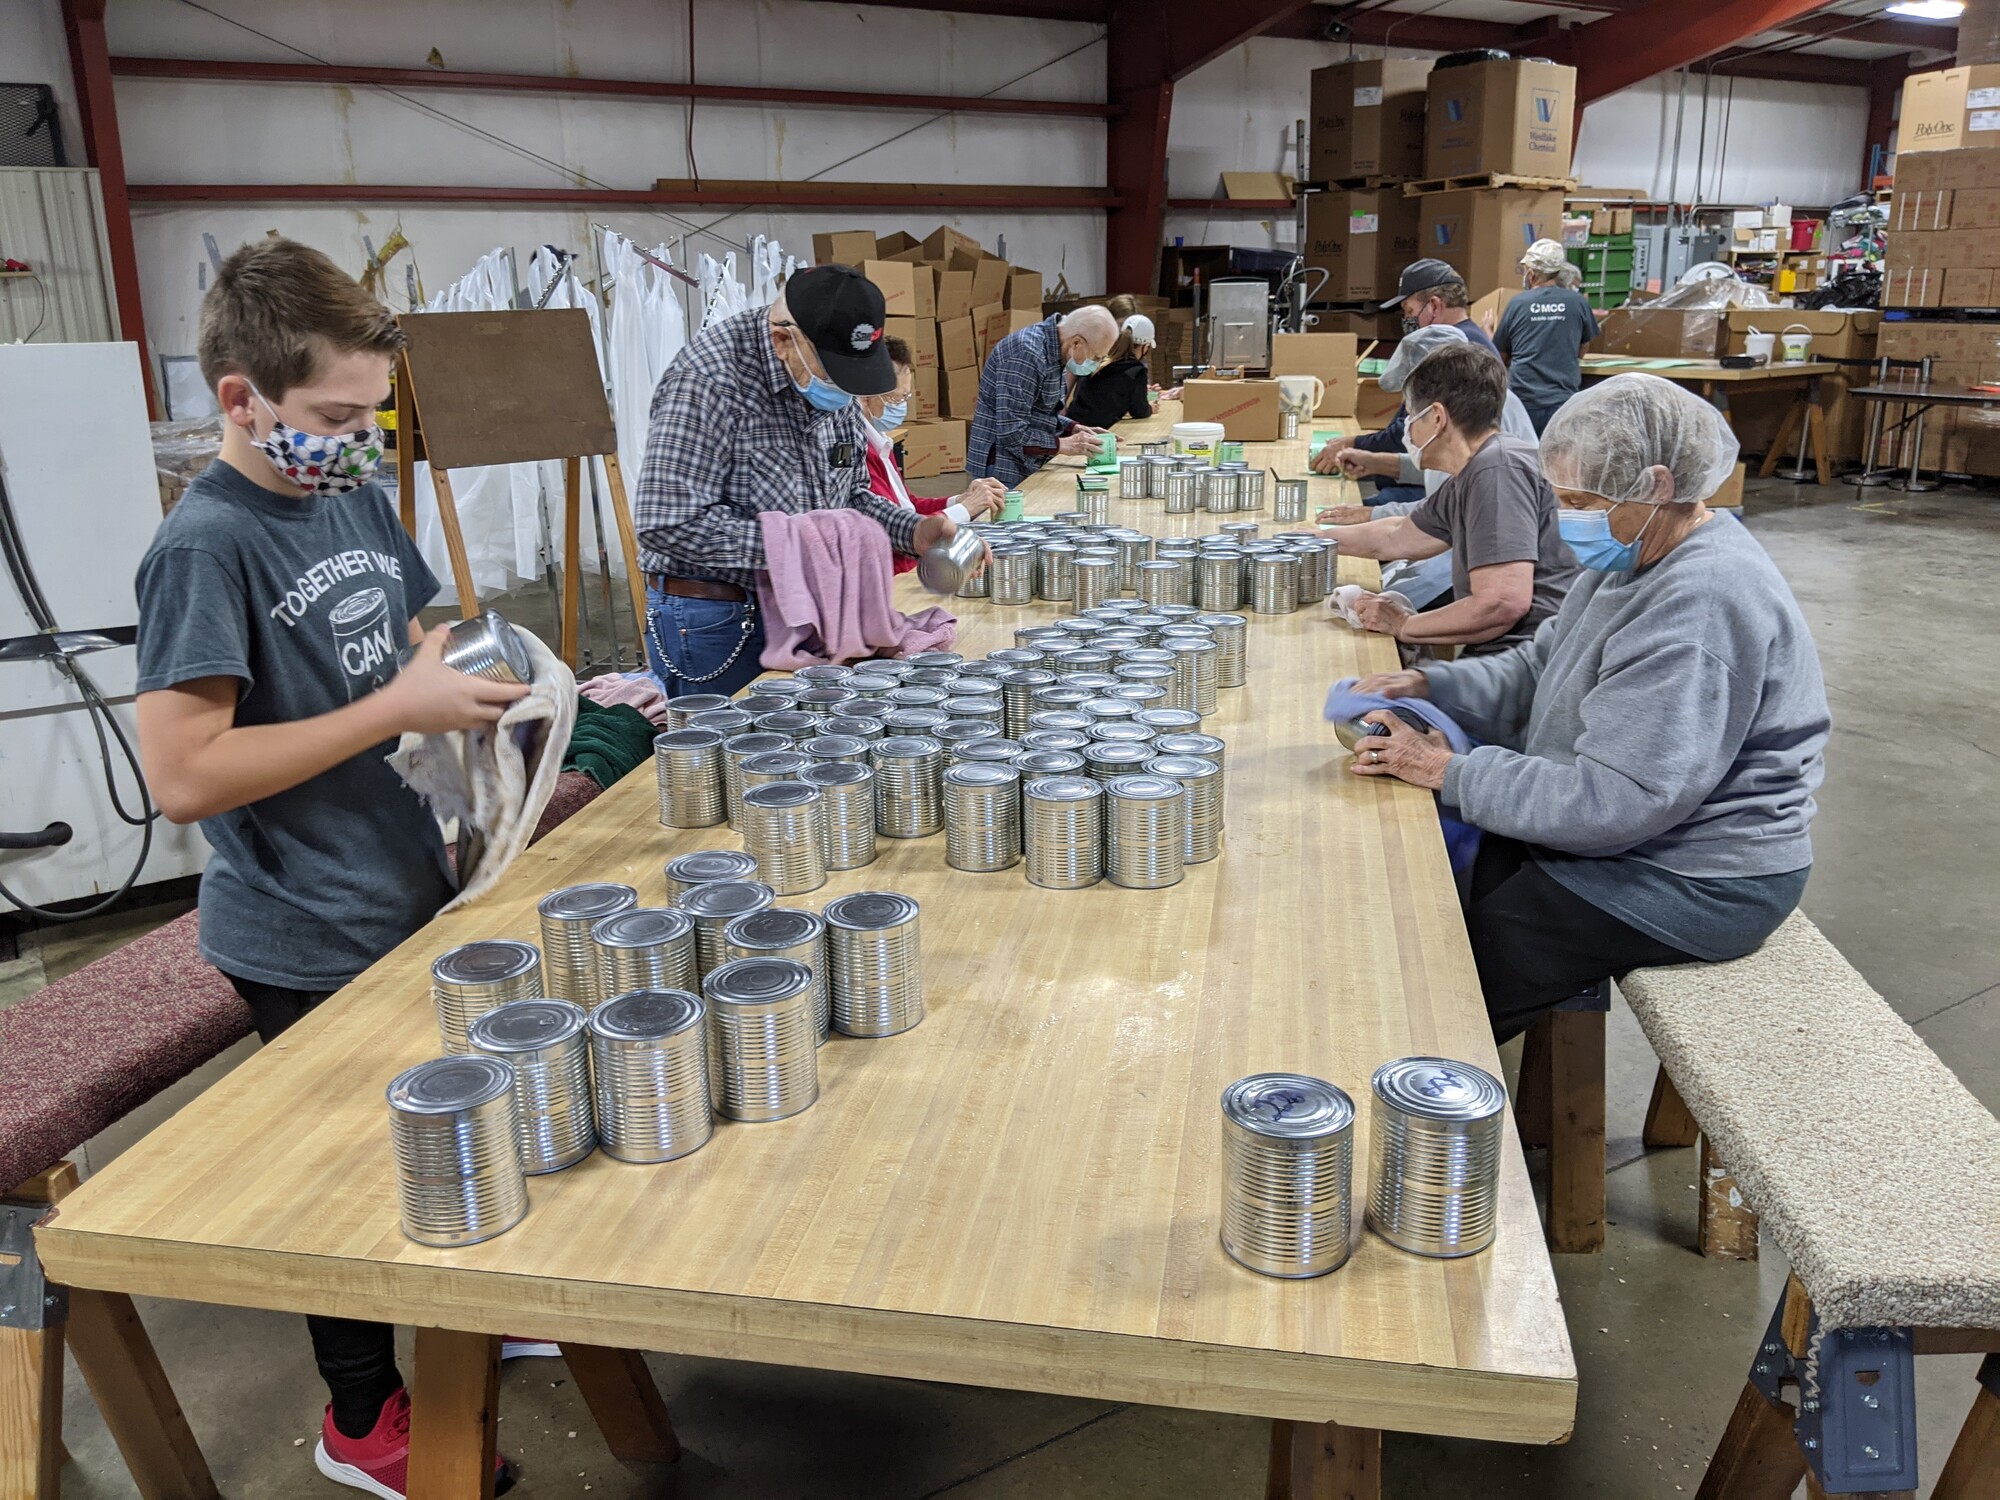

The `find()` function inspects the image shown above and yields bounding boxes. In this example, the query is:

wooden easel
[391,308,649,667]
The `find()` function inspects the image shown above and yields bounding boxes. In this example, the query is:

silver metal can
[738,781,827,895]
[665,692,732,729]
[824,891,924,1037]
[387,1055,528,1247]
[917,524,986,595]
[871,735,944,839]
[588,988,713,1163]
[1023,775,1104,889]
[800,762,876,870]
[593,906,698,999]
[721,732,791,829]
[987,547,1033,605]
[1219,1073,1355,1278]
[1073,555,1116,613]
[704,958,819,1122]
[723,906,829,1044]
[538,883,639,1007]
[1103,773,1186,889]
[466,999,595,1174]
[1367,1057,1506,1258]
[674,878,776,978]
[1251,551,1301,615]
[653,728,727,828]
[943,762,1022,872]
[1272,477,1310,523]
[1136,558,1189,608]
[663,847,760,904]
[1145,753,1224,863]
[1194,612,1248,688]
[431,939,543,1055]
[1195,551,1244,612]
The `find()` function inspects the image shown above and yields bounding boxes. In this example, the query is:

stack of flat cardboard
[1884,151,2000,309]
[1873,319,2000,477]
[812,225,1045,477]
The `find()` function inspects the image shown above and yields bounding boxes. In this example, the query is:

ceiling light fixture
[1886,1,1966,19]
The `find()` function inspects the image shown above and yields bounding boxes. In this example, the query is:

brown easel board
[393,308,647,666]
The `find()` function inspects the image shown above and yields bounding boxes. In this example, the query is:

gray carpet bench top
[1621,910,2000,1333]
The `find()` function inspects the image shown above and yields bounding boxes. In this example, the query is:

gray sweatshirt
[1429,513,1829,884]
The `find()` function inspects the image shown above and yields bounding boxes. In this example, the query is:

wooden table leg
[559,1344,679,1464]
[1808,400,1832,488]
[66,1288,218,1499]
[1698,1138,1760,1261]
[1758,400,1804,480]
[1934,1354,2000,1500]
[1694,1381,1805,1500]
[0,1322,64,1500]
[1265,1416,1381,1500]
[1642,1065,1699,1148]
[1547,1009,1606,1254]
[408,1328,501,1500]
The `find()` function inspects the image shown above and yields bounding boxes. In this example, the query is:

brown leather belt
[647,573,746,602]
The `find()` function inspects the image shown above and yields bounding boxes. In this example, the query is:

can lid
[823,890,920,931]
[1025,774,1101,802]
[593,907,695,949]
[676,879,776,919]
[724,907,824,949]
[756,710,821,733]
[957,739,1024,763]
[1146,754,1220,780]
[1135,708,1201,730]
[1091,722,1155,744]
[846,673,896,692]
[1081,698,1136,719]
[1137,560,1180,572]
[800,761,870,788]
[724,732,791,756]
[882,709,947,731]
[739,751,810,776]
[797,687,855,709]
[1195,613,1247,629]
[742,780,820,809]
[466,998,586,1053]
[874,735,942,758]
[387,1054,515,1115]
[1084,743,1153,766]
[705,956,814,1006]
[803,735,867,759]
[1028,713,1092,735]
[830,699,890,720]
[432,938,540,986]
[1371,1057,1507,1122]
[654,727,725,752]
[664,849,759,885]
[1166,638,1217,655]
[538,883,639,922]
[591,987,704,1042]
[941,697,1001,717]
[688,709,754,732]
[667,692,732,713]
[1016,750,1086,774]
[795,663,855,681]
[889,686,947,706]
[1154,733,1226,756]
[906,651,963,667]
[1105,773,1180,800]
[944,762,1019,788]
[1221,1073,1355,1139]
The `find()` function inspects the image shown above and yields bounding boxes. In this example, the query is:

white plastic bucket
[1780,324,1813,364]
[1171,421,1225,458]
[1743,327,1776,364]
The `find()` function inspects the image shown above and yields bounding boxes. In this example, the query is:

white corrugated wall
[0,168,119,343]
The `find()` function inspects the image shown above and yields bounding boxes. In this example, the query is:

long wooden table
[37,403,1575,1497]
[1581,356,1842,484]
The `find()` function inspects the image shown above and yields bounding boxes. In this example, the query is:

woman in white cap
[1065,307,1159,429]
[1349,374,1828,1041]
[1494,237,1600,435]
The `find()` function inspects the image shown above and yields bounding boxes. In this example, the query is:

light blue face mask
[1557,501,1657,572]
[797,372,853,412]
[869,399,908,434]
[1066,356,1101,378]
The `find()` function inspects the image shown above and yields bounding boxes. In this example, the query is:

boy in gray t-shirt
[133,238,526,1491]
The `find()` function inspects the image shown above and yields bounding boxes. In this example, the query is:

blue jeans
[1523,401,1568,436]
[644,584,767,698]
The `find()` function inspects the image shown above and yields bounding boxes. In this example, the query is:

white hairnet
[1540,373,1741,505]
[1380,322,1468,393]
[1122,313,1156,346]
[1520,238,1569,276]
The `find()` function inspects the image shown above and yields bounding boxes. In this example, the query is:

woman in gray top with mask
[1348,374,1831,1040]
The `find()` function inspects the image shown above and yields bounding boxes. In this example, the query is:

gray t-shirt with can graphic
[136,459,451,990]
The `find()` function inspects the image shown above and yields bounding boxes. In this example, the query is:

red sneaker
[315,1388,513,1498]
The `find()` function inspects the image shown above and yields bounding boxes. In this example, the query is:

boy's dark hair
[883,334,913,367]
[1403,342,1507,435]
[197,237,406,398]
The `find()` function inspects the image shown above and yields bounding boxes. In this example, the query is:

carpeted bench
[1620,911,2000,1499]
[0,767,606,1498]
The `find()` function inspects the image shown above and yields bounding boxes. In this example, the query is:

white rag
[1329,583,1416,629]
[388,626,577,910]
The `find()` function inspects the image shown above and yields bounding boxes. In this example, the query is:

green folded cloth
[561,697,658,789]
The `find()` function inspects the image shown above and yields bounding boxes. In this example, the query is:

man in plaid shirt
[634,264,960,695]
[966,306,1120,488]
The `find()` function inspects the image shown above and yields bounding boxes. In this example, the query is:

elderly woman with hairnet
[1349,375,1831,1041]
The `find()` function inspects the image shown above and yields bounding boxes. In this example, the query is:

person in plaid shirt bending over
[966,305,1120,488]
[633,264,964,696]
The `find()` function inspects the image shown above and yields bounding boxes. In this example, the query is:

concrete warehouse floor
[6,471,1997,1499]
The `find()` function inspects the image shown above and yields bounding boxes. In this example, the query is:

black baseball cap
[1379,257,1464,310]
[783,264,895,397]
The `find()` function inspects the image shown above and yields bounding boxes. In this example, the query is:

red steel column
[63,0,156,417]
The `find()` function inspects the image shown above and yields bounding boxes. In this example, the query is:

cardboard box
[1610,207,1633,234]
[970,259,1010,309]
[1271,332,1359,417]
[1222,171,1294,201]
[971,300,1008,359]
[1595,307,1726,358]
[1414,188,1566,298]
[1424,58,1576,180]
[899,419,966,479]
[1005,308,1041,335]
[1469,286,1516,338]
[1352,377,1404,431]
[921,226,984,264]
[1708,461,1746,511]
[863,261,919,317]
[908,366,940,421]
[1945,267,1995,306]
[1309,58,1432,182]
[1179,377,1283,440]
[939,315,978,371]
[875,231,920,257]
[936,270,975,323]
[1303,189,1421,302]
[1312,307,1406,343]
[1722,310,1881,461]
[909,264,936,320]
[1947,187,2000,226]
[1885,266,1946,309]
[1005,270,1042,310]
[812,230,878,267]
[942,366,981,420]
[1896,66,2000,155]
[1892,189,1955,231]
[886,316,937,370]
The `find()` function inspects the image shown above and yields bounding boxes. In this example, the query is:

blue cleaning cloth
[1325,678,1482,873]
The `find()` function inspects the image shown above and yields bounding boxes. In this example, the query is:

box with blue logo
[1423,58,1575,180]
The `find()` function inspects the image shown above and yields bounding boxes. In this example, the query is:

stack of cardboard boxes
[1302,59,1431,316]
[1884,151,2000,310]
[813,226,1044,478]
[1869,320,2000,477]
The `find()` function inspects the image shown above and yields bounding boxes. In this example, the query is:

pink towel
[579,671,672,725]
[757,509,957,668]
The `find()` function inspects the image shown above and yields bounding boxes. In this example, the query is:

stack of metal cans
[1195,613,1247,688]
[587,988,713,1163]
[1023,775,1104,888]
[871,735,944,838]
[653,728,726,827]
[800,762,876,869]
[538,883,639,1007]
[387,1055,528,1247]
[592,907,698,998]
[1104,774,1186,889]
[1250,551,1301,615]
[665,692,731,728]
[1219,1073,1355,1278]
[943,762,1022,872]
[1165,638,1220,717]
[739,781,827,895]
[704,958,819,1122]
[466,999,595,1173]
[1145,753,1224,863]
[675,878,776,977]
[721,732,790,828]
[1366,1057,1506,1258]
[663,848,759,903]
[431,939,543,1054]
[723,907,830,1043]
[824,891,924,1037]
[988,548,1032,604]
